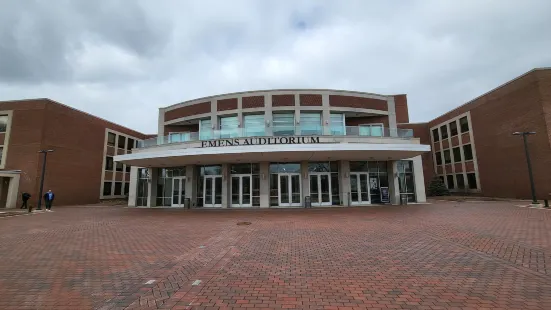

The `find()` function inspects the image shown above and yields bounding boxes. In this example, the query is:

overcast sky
[1,0,550,133]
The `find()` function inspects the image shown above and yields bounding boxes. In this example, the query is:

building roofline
[162,88,395,110]
[0,97,150,137]
[428,67,551,123]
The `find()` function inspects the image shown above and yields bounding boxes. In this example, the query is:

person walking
[43,190,55,211]
[20,192,31,209]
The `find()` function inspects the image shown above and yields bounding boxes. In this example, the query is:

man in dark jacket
[21,192,31,209]
[43,190,55,211]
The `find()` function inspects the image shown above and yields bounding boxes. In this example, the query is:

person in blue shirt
[43,190,55,211]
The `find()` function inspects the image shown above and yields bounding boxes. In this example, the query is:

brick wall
[242,96,264,109]
[272,95,295,107]
[329,95,388,111]
[398,122,433,189]
[299,94,322,106]
[217,98,238,112]
[164,102,211,121]
[346,116,390,128]
[394,95,409,123]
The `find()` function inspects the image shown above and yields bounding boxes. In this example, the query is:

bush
[428,177,450,196]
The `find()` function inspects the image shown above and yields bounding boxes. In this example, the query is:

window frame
[467,173,477,189]
[114,182,122,195]
[463,144,473,161]
[103,182,112,196]
[0,115,8,133]
[105,156,114,171]
[460,116,469,133]
[456,174,465,189]
[432,128,440,142]
[443,149,451,164]
[449,121,458,137]
[446,174,455,189]
[440,125,449,140]
[452,147,461,163]
[117,135,126,149]
[435,151,442,165]
[107,132,116,146]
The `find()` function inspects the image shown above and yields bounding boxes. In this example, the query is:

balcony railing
[136,125,414,148]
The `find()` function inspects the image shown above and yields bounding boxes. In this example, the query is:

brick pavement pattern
[1,201,551,309]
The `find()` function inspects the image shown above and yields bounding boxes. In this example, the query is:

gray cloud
[0,0,550,133]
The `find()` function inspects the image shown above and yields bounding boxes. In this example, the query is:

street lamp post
[512,132,537,204]
[36,150,54,210]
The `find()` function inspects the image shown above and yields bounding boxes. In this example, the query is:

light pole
[36,150,54,210]
[512,132,537,204]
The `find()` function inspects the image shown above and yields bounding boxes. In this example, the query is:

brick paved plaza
[1,202,551,309]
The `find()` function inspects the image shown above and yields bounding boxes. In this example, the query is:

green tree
[427,177,450,196]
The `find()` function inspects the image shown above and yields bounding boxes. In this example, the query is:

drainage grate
[236,221,252,226]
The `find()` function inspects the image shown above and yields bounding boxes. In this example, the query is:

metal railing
[136,125,414,148]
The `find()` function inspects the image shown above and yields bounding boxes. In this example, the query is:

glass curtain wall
[359,124,384,137]
[300,113,322,135]
[330,113,345,135]
[308,162,340,205]
[244,114,265,137]
[156,167,186,206]
[136,168,149,206]
[199,119,212,140]
[196,165,222,207]
[397,160,416,202]
[272,113,295,136]
[269,163,301,206]
[230,163,261,206]
[219,116,239,138]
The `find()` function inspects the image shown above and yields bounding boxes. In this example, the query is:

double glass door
[278,173,301,207]
[172,177,186,207]
[350,172,370,205]
[204,175,222,207]
[231,175,252,207]
[309,173,332,206]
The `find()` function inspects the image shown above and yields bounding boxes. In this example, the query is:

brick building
[400,67,551,200]
[0,99,147,208]
[1,67,549,209]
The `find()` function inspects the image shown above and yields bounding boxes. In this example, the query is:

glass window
[440,125,448,139]
[244,114,265,137]
[0,115,8,133]
[127,138,134,150]
[219,115,239,138]
[105,156,114,171]
[467,173,477,189]
[124,182,130,195]
[103,182,112,196]
[443,149,451,164]
[460,116,469,133]
[0,146,3,163]
[330,113,345,135]
[359,124,383,137]
[449,121,458,136]
[169,132,191,143]
[272,113,295,136]
[269,163,301,173]
[452,147,461,163]
[308,162,337,172]
[126,164,131,173]
[107,132,116,146]
[435,151,442,165]
[398,160,416,202]
[456,174,465,189]
[230,163,259,174]
[446,175,455,189]
[199,119,212,140]
[136,168,149,206]
[114,182,122,195]
[300,113,322,135]
[200,165,222,175]
[118,135,126,149]
[463,144,473,161]
[350,161,369,172]
[432,128,439,142]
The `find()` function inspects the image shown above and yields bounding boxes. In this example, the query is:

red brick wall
[299,94,322,106]
[164,124,199,134]
[242,96,264,109]
[0,99,147,207]
[272,95,295,107]
[164,102,211,121]
[394,95,409,123]
[329,95,387,111]
[429,69,551,199]
[217,98,238,112]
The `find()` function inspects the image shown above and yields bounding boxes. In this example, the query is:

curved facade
[115,89,430,208]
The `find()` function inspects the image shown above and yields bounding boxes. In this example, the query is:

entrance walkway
[0,202,551,309]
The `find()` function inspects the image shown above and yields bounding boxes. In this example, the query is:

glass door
[231,175,252,207]
[278,173,301,207]
[309,173,332,206]
[204,175,222,207]
[171,177,186,207]
[350,173,370,205]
